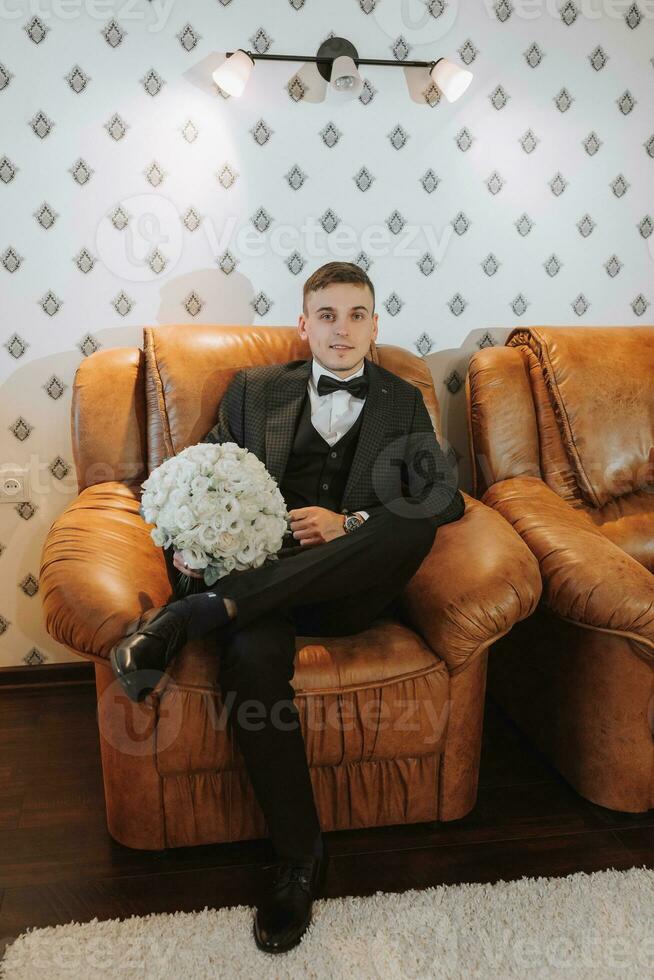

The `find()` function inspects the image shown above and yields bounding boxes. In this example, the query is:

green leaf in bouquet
[204,565,223,587]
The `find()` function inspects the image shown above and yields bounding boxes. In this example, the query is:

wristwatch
[343,511,365,534]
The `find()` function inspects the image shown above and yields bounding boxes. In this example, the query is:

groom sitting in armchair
[110,260,466,954]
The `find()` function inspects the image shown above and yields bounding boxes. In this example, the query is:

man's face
[297,282,379,378]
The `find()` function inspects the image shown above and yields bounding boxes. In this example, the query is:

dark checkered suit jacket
[201,357,465,527]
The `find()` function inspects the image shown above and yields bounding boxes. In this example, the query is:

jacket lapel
[340,359,393,508]
[264,357,394,509]
[264,360,312,486]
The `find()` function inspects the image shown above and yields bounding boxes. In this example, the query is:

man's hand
[172,550,204,579]
[288,506,347,546]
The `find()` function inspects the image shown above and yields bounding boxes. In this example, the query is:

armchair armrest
[39,481,171,664]
[399,491,542,673]
[482,476,654,659]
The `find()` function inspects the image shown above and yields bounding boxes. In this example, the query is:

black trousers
[184,511,439,861]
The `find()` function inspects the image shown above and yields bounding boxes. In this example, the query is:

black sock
[313,833,324,861]
[275,832,324,866]
[166,591,232,641]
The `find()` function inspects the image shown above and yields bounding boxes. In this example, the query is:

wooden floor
[1,680,653,957]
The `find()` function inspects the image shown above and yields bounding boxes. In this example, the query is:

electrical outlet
[0,467,30,503]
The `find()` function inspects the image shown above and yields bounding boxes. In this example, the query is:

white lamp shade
[429,58,473,103]
[212,49,254,97]
[330,54,363,97]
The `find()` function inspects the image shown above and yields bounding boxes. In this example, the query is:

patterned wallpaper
[1,0,653,666]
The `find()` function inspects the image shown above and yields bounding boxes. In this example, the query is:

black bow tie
[316,373,369,399]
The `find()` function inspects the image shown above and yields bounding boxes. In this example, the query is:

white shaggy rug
[2,867,653,979]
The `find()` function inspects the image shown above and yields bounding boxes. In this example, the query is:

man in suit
[110,261,465,954]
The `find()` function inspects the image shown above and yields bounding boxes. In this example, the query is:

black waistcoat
[279,387,366,515]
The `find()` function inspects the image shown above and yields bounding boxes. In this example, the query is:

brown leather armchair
[39,325,540,850]
[467,326,654,813]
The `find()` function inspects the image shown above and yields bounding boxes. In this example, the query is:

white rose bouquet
[138,442,291,597]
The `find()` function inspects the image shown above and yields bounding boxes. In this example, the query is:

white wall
[1,0,653,665]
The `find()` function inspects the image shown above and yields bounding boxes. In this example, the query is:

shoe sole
[252,920,310,955]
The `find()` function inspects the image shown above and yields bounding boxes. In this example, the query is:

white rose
[221,494,241,518]
[236,540,258,563]
[215,530,240,555]
[190,474,211,495]
[174,533,193,549]
[197,523,223,550]
[175,505,195,531]
[193,498,220,522]
[169,488,187,507]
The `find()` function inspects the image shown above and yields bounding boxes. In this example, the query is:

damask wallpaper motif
[1,0,653,665]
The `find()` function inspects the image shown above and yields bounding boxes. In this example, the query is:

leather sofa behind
[467,326,654,813]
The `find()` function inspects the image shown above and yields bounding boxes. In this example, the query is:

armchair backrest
[71,346,148,494]
[71,325,442,492]
[467,326,654,508]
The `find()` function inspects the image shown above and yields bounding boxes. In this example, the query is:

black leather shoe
[109,605,190,703]
[253,854,327,954]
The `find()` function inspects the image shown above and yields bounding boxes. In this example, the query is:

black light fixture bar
[214,39,473,101]
[225,50,438,70]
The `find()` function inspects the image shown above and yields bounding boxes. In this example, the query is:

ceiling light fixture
[212,36,473,103]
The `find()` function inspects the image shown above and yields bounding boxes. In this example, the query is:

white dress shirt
[308,358,369,523]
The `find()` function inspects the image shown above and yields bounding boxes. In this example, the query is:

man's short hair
[302,261,375,316]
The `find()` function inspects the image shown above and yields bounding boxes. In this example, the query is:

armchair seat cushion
[157,622,450,775]
[588,490,654,573]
